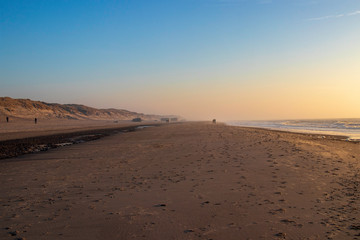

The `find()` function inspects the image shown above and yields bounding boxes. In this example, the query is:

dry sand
[0,122,360,240]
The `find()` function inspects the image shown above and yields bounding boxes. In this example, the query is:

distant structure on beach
[161,117,178,123]
[132,118,142,122]
[213,119,216,124]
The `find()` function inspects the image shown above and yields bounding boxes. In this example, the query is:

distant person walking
[35,118,37,124]
[6,117,9,123]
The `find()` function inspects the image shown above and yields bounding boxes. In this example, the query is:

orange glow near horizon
[84,57,360,121]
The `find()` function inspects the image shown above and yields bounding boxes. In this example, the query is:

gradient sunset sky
[1,0,359,120]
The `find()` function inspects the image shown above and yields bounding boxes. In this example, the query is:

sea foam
[227,119,360,141]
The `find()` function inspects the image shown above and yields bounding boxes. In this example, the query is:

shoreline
[1,120,358,161]
[226,123,358,142]
[227,119,360,142]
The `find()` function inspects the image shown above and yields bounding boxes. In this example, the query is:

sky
[1,0,359,121]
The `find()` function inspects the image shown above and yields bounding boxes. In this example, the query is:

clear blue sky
[1,0,359,120]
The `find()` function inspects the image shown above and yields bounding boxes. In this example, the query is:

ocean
[227,119,360,141]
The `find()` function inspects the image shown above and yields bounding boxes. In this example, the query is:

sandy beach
[1,121,360,240]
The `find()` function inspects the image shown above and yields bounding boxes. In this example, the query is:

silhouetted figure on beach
[213,119,216,124]
[35,118,37,124]
[6,117,9,123]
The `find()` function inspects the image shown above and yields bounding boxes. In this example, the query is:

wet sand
[0,119,155,141]
[1,122,360,239]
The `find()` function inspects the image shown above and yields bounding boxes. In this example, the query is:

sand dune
[0,122,359,239]
[0,97,178,121]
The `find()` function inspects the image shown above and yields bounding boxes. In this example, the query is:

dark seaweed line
[0,124,160,160]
